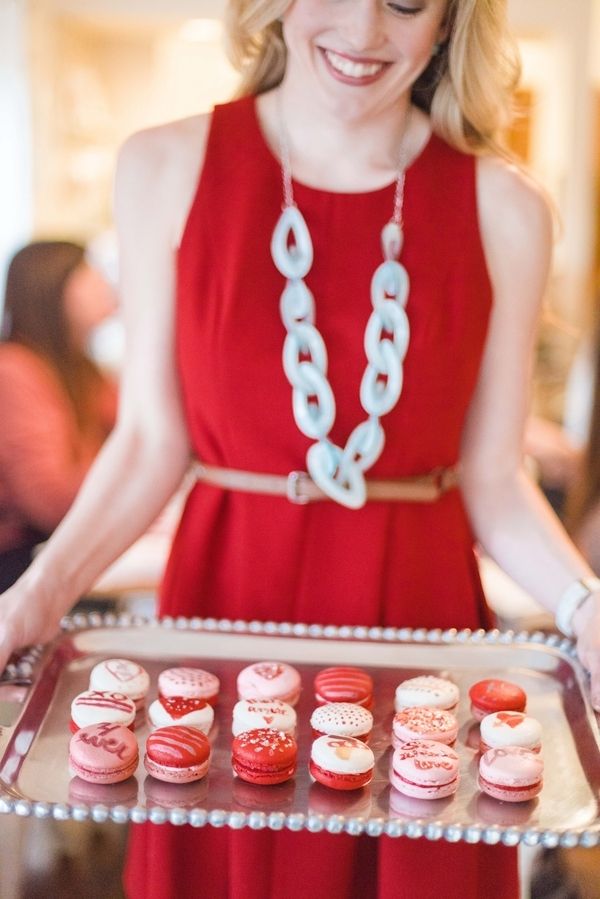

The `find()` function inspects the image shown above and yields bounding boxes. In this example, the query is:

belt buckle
[287,471,311,505]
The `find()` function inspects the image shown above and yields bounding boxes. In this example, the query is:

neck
[260,78,427,192]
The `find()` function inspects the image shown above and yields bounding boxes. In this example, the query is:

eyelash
[385,3,423,15]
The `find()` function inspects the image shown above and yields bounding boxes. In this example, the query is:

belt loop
[286,471,311,505]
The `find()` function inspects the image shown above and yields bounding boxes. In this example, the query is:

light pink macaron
[479,711,542,755]
[391,706,458,749]
[69,722,139,785]
[237,661,301,706]
[89,659,150,712]
[394,676,459,713]
[479,747,543,802]
[232,699,297,736]
[144,726,211,784]
[157,667,220,706]
[390,740,460,800]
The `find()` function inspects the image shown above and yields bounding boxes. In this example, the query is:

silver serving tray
[0,614,599,849]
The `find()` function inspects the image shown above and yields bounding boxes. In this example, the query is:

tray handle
[0,645,44,685]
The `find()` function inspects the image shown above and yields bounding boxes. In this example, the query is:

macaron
[69,722,139,785]
[309,736,375,791]
[237,662,301,706]
[394,676,459,713]
[144,726,211,784]
[391,706,458,749]
[390,740,460,800]
[314,667,374,708]
[310,703,373,742]
[478,747,543,802]
[70,690,136,734]
[232,699,297,736]
[469,679,527,722]
[232,728,298,785]
[479,711,542,754]
[147,697,215,733]
[157,667,220,706]
[89,659,150,712]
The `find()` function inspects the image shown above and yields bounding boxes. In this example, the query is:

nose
[341,0,385,51]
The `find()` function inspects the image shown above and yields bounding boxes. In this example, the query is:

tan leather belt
[192,461,459,505]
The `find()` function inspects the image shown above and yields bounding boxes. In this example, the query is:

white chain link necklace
[270,101,412,509]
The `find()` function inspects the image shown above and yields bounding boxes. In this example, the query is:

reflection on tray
[143,775,209,810]
[388,786,454,820]
[473,791,539,827]
[308,781,372,818]
[69,776,139,807]
[231,777,296,812]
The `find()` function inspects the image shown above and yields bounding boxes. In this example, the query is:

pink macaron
[144,726,211,784]
[147,696,215,733]
[479,747,543,802]
[309,736,375,791]
[479,711,542,754]
[157,667,220,706]
[310,703,373,742]
[390,740,460,800]
[69,722,139,785]
[70,690,136,734]
[391,706,458,749]
[237,661,301,706]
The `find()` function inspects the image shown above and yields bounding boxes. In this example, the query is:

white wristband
[555,577,600,637]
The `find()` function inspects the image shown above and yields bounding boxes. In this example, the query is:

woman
[0,241,117,591]
[2,0,600,896]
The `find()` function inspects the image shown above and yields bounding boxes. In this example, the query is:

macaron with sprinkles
[391,706,458,749]
[310,703,373,742]
[232,728,298,785]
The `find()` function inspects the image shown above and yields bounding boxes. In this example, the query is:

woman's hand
[0,577,63,674]
[573,593,600,711]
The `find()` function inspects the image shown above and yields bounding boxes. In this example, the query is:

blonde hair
[225,0,521,155]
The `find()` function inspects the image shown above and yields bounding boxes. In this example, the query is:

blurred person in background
[0,241,117,591]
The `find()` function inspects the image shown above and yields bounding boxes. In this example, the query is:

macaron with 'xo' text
[390,740,460,800]
[89,659,150,712]
[314,667,374,709]
[232,728,298,785]
[232,699,297,736]
[478,747,543,802]
[70,690,136,734]
[309,736,375,791]
[148,696,215,733]
[144,726,211,784]
[310,703,373,742]
[158,667,220,706]
[391,706,458,749]
[237,662,301,706]
[479,711,542,754]
[469,679,526,722]
[394,676,459,713]
[69,722,139,785]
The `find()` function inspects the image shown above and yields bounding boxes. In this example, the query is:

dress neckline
[248,93,437,199]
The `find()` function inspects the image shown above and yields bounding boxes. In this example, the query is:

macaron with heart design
[479,711,542,754]
[89,659,150,712]
[232,699,297,736]
[237,662,301,706]
[309,735,375,790]
[479,746,543,802]
[158,667,220,706]
[70,690,137,734]
[148,696,215,733]
[144,726,212,784]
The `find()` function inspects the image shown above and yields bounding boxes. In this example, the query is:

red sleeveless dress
[125,96,519,898]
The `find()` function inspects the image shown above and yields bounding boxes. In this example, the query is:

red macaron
[232,728,298,785]
[469,679,527,722]
[314,667,374,708]
[144,726,211,784]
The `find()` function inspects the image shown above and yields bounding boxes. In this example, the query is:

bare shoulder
[476,156,553,267]
[115,113,212,246]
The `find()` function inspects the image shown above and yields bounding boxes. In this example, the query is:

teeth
[324,49,384,79]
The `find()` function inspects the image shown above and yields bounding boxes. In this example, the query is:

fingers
[576,637,600,711]
[0,616,19,677]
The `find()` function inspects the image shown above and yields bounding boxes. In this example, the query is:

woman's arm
[0,113,210,671]
[460,157,600,705]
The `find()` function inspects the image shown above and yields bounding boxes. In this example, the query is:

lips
[319,48,390,85]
